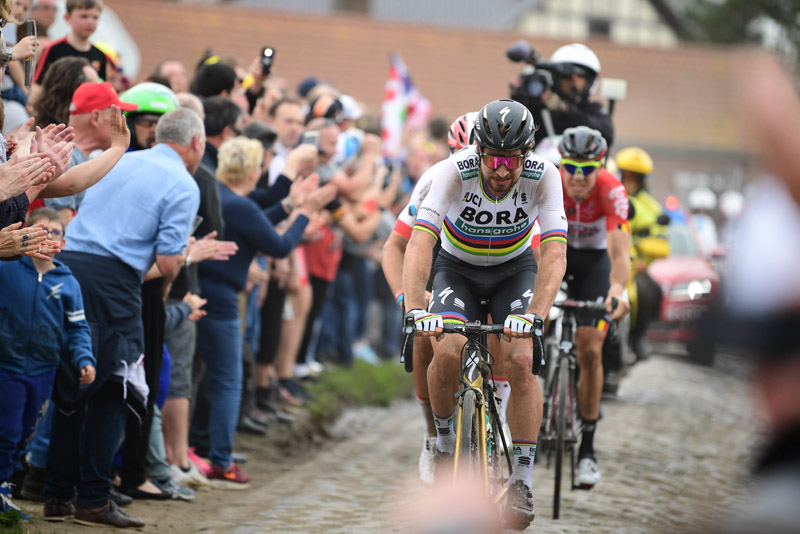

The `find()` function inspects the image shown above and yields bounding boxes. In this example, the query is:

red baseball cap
[69,82,139,115]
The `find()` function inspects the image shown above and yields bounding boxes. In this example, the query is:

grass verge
[304,360,414,422]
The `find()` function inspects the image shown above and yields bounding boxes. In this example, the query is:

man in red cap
[26,81,135,226]
[37,82,137,226]
[68,81,139,116]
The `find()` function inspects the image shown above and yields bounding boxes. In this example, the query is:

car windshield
[668,224,699,257]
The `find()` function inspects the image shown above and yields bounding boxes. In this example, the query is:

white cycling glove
[504,313,539,335]
[406,309,443,334]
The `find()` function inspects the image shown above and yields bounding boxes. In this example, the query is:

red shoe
[207,462,250,490]
[187,447,212,477]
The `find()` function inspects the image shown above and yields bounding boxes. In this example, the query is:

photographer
[510,42,614,146]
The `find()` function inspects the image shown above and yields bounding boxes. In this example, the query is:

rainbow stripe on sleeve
[413,218,441,239]
[540,229,568,245]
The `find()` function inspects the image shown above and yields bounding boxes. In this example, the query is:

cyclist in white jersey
[403,99,567,530]
[384,112,544,485]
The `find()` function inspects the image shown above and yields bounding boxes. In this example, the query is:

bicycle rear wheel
[553,355,569,519]
[455,389,479,480]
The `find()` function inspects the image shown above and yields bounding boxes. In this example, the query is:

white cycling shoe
[419,435,437,486]
[576,457,601,488]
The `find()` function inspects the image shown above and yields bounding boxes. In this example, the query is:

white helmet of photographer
[719,190,745,219]
[687,186,717,212]
[550,43,601,75]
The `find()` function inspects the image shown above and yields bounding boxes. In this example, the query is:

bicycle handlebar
[555,296,619,312]
[400,319,521,374]
[441,322,507,336]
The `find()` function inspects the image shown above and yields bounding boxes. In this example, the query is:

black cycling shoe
[503,480,535,531]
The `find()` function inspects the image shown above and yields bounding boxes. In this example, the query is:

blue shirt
[65,144,200,279]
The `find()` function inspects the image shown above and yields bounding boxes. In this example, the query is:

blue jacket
[0,257,95,376]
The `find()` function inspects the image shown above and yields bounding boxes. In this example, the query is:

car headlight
[669,279,713,301]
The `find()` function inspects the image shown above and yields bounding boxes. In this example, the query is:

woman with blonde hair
[193,136,334,488]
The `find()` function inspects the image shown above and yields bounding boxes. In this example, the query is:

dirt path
[22,351,758,533]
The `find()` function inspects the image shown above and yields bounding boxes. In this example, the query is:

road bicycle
[401,301,526,504]
[538,291,616,519]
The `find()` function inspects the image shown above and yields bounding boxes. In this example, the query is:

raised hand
[6,117,35,143]
[42,140,74,179]
[186,230,239,263]
[288,172,319,208]
[0,154,52,200]
[39,124,76,152]
[303,183,337,212]
[283,143,319,179]
[108,105,131,150]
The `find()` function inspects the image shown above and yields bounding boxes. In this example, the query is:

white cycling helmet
[719,190,745,219]
[687,186,717,212]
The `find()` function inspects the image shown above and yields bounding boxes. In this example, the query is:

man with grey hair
[42,108,202,529]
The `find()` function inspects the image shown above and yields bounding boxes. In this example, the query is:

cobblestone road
[197,351,758,534]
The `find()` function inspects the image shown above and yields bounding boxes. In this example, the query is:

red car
[646,221,720,347]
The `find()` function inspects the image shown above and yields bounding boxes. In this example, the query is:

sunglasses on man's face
[480,153,525,170]
[561,159,601,176]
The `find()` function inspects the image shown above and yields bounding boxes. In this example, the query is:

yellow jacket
[629,189,669,266]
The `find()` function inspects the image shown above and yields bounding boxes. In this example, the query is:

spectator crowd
[0,0,449,528]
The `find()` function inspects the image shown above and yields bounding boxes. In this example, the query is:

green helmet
[119,82,179,116]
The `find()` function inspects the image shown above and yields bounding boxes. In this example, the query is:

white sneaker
[576,457,601,488]
[418,435,437,486]
[0,482,22,514]
[170,463,210,491]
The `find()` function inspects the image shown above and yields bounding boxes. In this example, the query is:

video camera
[506,40,557,111]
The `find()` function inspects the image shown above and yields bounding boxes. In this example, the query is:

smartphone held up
[261,46,275,76]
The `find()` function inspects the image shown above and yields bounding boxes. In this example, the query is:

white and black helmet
[473,99,536,152]
[558,126,607,160]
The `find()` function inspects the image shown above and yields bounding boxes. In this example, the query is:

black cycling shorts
[428,250,538,324]
[565,246,611,328]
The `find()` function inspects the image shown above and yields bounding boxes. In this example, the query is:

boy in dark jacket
[0,208,95,514]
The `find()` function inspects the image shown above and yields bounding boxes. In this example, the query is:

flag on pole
[381,53,432,158]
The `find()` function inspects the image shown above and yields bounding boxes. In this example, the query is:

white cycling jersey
[413,145,566,266]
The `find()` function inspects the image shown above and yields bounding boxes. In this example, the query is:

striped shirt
[413,145,566,266]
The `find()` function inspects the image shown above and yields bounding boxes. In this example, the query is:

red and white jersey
[563,169,629,250]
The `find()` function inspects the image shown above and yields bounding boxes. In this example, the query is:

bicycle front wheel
[455,389,480,481]
[553,355,569,520]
